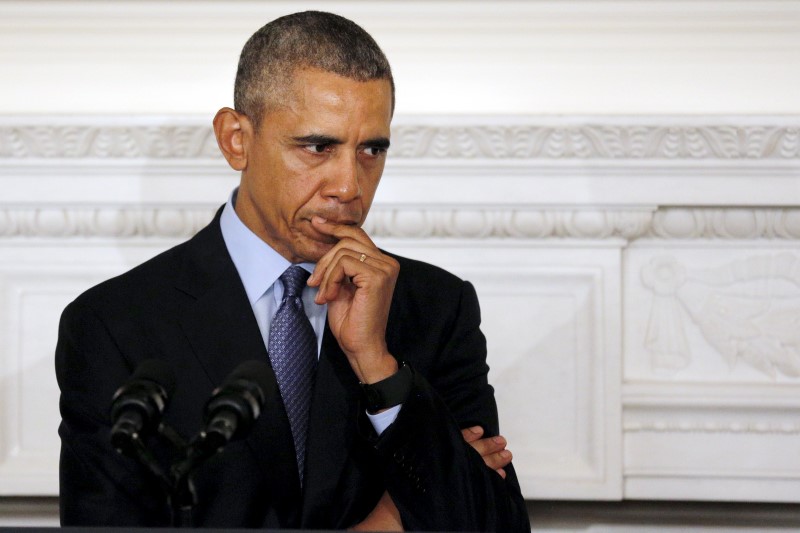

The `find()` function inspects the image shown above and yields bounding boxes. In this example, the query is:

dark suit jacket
[56,208,529,531]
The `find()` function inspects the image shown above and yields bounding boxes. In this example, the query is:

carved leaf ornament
[1,124,800,159]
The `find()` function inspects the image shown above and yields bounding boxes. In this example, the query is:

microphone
[168,360,273,518]
[110,359,176,455]
[200,360,273,451]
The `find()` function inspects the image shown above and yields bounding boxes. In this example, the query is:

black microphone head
[204,360,274,440]
[111,359,176,434]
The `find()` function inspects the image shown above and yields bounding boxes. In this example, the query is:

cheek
[279,149,307,174]
[360,164,384,197]
[260,152,313,215]
[279,175,326,222]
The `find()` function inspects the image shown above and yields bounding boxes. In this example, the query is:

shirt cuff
[365,404,402,435]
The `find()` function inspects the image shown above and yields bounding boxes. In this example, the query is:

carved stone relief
[641,253,800,379]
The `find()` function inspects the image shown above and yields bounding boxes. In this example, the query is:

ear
[213,107,252,171]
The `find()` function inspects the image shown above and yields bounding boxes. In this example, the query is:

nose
[322,152,361,203]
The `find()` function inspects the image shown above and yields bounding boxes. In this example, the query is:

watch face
[365,387,383,411]
[361,362,412,413]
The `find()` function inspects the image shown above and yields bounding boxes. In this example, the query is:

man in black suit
[57,11,529,531]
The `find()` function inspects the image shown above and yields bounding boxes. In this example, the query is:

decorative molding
[0,124,221,159]
[364,208,654,240]
[624,420,800,435]
[3,206,800,241]
[1,121,799,160]
[647,208,800,239]
[0,207,218,238]
[2,117,798,207]
[390,124,800,160]
[622,383,800,409]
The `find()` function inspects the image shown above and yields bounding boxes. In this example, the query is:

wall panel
[1,115,797,505]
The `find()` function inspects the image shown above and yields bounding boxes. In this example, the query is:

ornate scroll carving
[390,124,800,159]
[1,122,798,159]
[0,125,221,158]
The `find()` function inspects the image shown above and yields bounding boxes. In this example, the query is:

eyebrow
[291,134,391,150]
[362,137,391,150]
[292,134,342,146]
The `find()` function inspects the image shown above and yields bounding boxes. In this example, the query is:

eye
[303,144,331,154]
[362,146,388,157]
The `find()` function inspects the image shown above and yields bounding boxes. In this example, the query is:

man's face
[235,67,393,263]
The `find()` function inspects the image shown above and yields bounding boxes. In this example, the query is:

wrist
[350,350,398,384]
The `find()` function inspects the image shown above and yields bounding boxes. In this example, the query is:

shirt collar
[220,188,314,305]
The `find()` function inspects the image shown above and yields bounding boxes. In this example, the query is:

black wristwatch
[360,361,413,414]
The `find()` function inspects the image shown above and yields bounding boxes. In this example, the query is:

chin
[295,239,335,264]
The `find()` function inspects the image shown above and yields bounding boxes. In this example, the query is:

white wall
[2,0,800,116]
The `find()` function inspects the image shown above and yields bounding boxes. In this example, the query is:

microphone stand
[167,391,254,525]
[115,421,229,528]
[168,430,228,528]
[118,434,173,498]
[111,361,270,527]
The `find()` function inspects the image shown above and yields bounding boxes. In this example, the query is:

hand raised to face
[307,217,400,384]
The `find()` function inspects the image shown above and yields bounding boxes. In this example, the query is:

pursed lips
[307,215,360,226]
[301,217,360,242]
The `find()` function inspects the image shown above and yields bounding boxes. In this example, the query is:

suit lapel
[174,210,302,524]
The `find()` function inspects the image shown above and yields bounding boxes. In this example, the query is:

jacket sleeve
[56,297,171,526]
[367,281,530,532]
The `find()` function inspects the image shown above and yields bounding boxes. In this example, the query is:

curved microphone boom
[110,359,176,455]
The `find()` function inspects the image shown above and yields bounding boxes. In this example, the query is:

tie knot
[279,265,310,298]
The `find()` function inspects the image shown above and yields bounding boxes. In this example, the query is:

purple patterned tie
[268,265,317,484]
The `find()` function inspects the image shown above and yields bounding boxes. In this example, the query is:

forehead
[269,68,393,137]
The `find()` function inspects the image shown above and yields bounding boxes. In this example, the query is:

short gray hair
[234,11,395,128]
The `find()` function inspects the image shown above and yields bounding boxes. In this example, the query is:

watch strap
[360,361,413,414]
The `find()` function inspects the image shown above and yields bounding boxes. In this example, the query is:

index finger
[310,216,381,285]
[312,216,374,246]
[461,426,484,444]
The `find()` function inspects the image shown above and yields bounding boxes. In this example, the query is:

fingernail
[500,450,511,459]
[313,216,327,224]
[492,436,505,444]
[469,426,482,434]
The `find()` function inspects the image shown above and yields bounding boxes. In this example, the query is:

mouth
[299,218,341,244]
[297,210,362,244]
[317,214,360,225]
[305,212,361,226]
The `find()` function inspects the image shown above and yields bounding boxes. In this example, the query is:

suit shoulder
[68,238,191,314]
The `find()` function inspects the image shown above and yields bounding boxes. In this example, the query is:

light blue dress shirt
[219,190,399,434]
